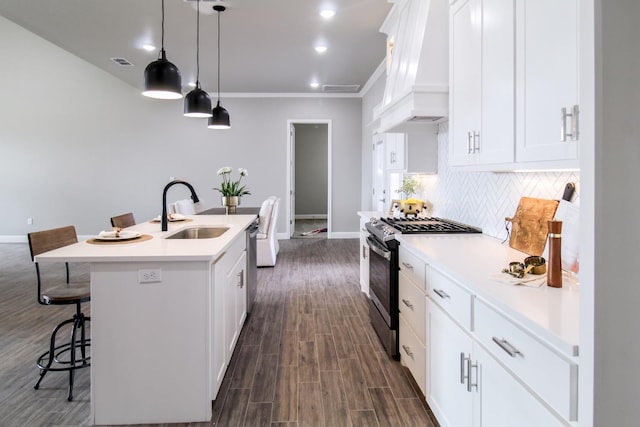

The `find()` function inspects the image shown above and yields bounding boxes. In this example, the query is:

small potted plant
[214,167,251,213]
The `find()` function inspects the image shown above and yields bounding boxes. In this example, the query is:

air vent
[322,84,360,93]
[110,57,134,67]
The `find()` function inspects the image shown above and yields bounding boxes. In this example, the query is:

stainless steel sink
[166,226,229,239]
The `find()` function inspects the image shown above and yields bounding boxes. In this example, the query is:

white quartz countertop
[396,233,580,358]
[35,214,257,263]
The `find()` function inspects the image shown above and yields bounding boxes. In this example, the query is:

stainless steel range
[365,216,481,359]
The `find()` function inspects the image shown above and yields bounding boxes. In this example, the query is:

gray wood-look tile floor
[0,239,437,426]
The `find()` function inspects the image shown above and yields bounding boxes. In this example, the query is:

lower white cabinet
[226,251,247,356]
[427,300,474,427]
[359,217,370,294]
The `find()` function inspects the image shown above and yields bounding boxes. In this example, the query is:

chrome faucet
[161,180,200,231]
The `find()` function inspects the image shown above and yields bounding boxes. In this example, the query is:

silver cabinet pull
[401,262,414,270]
[561,105,580,141]
[237,271,244,288]
[473,131,480,153]
[492,337,522,357]
[402,345,414,359]
[460,352,469,385]
[401,299,414,309]
[467,131,473,154]
[467,357,478,392]
[362,245,367,259]
[433,289,450,299]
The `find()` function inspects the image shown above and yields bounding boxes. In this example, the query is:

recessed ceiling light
[320,9,335,19]
[142,44,156,52]
[315,45,328,53]
[310,82,320,89]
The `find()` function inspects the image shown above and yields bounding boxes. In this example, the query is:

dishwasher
[245,220,259,314]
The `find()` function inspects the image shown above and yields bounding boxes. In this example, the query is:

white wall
[0,16,362,239]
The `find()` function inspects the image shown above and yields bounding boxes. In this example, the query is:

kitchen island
[35,214,257,425]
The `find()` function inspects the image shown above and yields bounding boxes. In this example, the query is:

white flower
[217,166,232,175]
[239,168,248,177]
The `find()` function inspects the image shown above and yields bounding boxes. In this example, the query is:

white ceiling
[0,0,391,95]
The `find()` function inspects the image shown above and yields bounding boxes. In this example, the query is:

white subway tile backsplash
[416,122,580,239]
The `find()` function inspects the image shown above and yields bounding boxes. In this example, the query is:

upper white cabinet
[450,0,515,167]
[385,132,407,170]
[449,0,580,170]
[515,0,580,166]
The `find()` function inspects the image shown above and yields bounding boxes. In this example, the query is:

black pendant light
[142,0,182,99]
[184,0,212,117]
[208,5,231,129]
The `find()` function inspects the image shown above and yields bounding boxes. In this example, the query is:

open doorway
[287,120,331,239]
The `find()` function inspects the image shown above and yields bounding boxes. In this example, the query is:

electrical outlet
[27,217,33,225]
[138,269,162,283]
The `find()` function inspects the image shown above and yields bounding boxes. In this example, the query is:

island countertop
[34,214,257,263]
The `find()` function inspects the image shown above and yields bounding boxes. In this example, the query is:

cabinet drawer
[399,314,426,395]
[474,299,578,422]
[425,266,472,331]
[399,271,426,343]
[399,247,426,292]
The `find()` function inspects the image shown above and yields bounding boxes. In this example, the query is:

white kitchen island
[35,214,257,425]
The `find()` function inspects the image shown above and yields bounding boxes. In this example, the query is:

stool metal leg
[34,317,75,391]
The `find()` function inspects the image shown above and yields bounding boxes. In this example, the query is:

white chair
[257,197,280,267]
[171,198,200,215]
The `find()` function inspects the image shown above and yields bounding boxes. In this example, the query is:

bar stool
[110,212,136,228]
[27,225,91,401]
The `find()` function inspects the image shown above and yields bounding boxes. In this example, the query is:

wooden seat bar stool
[27,225,91,401]
[110,212,136,229]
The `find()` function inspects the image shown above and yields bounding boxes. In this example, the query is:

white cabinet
[385,132,406,170]
[427,300,474,427]
[515,0,580,166]
[226,251,247,358]
[449,0,514,167]
[359,216,370,294]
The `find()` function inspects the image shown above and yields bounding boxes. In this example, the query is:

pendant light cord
[160,0,165,58]
[195,0,201,85]
[217,8,221,103]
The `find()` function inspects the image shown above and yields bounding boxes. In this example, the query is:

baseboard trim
[295,214,328,220]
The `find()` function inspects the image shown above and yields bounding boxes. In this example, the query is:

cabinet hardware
[237,271,244,288]
[362,245,367,259]
[467,131,473,154]
[403,345,414,359]
[433,289,450,299]
[492,337,522,357]
[473,131,480,153]
[401,262,414,270]
[467,357,478,392]
[402,299,414,309]
[561,105,580,141]
[460,352,470,385]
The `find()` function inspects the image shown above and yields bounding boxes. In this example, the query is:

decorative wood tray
[506,197,559,256]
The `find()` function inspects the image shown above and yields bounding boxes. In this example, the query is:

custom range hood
[374,0,449,133]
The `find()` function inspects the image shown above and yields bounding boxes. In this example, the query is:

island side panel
[90,261,211,425]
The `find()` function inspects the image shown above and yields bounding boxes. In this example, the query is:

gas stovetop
[380,217,482,234]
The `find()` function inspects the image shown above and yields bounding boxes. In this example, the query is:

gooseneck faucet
[161,180,200,231]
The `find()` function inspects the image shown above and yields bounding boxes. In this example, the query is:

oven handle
[366,236,391,261]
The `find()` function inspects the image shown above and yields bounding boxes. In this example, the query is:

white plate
[150,215,186,222]
[94,231,142,241]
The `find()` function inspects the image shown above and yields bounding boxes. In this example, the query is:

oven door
[366,235,393,327]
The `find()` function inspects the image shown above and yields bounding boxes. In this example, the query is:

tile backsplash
[415,122,580,240]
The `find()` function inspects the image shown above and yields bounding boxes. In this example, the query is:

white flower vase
[221,196,240,214]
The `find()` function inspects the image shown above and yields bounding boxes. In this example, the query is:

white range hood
[374,0,449,133]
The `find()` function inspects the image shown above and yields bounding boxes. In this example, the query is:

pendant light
[184,0,212,117]
[142,0,183,99]
[208,5,231,129]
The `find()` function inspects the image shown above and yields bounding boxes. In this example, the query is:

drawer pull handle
[402,345,414,359]
[492,337,522,358]
[433,289,450,299]
[460,352,469,385]
[401,299,414,309]
[467,357,478,392]
[401,262,414,270]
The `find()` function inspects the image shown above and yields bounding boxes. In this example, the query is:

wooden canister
[547,220,563,287]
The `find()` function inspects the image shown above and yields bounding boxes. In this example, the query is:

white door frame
[286,119,332,239]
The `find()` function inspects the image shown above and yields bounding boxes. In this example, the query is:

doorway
[287,120,332,239]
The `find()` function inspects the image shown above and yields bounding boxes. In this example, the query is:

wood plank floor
[0,239,438,426]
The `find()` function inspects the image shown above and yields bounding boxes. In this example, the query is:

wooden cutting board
[506,197,559,256]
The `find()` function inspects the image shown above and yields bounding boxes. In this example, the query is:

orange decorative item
[547,220,563,288]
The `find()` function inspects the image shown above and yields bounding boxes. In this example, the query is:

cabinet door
[226,252,246,359]
[515,0,579,163]
[476,345,566,427]
[449,0,481,166]
[385,133,406,170]
[210,262,226,398]
[359,218,370,295]
[427,301,474,427]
